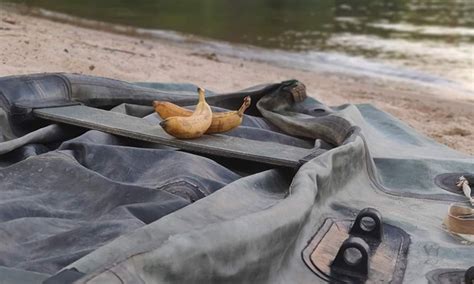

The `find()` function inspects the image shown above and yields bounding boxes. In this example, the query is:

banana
[206,96,251,133]
[153,101,191,118]
[159,88,212,139]
[153,96,251,134]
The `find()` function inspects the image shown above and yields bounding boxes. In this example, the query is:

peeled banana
[153,96,251,134]
[159,88,212,139]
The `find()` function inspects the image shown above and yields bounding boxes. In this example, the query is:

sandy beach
[0,8,473,154]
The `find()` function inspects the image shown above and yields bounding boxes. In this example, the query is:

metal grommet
[331,236,370,279]
[465,266,474,284]
[349,207,383,241]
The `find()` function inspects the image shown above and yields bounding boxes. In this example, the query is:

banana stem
[238,96,251,116]
[197,87,206,103]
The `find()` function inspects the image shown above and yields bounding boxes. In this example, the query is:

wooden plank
[34,105,313,168]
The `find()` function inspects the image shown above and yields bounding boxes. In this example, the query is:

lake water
[2,0,473,93]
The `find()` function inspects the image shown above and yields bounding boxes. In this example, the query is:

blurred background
[2,0,473,92]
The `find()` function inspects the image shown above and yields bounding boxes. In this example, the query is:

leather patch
[302,218,410,283]
[282,80,307,102]
[288,81,307,102]
[425,268,466,284]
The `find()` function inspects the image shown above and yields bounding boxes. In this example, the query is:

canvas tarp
[0,74,472,283]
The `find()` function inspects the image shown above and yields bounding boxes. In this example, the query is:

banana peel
[158,88,212,139]
[154,91,251,138]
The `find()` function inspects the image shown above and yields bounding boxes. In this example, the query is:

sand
[0,8,473,155]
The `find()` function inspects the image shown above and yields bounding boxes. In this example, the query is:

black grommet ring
[331,236,370,278]
[465,266,474,284]
[349,207,383,241]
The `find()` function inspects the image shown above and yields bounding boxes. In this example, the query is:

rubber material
[0,74,472,283]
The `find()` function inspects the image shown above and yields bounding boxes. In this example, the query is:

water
[2,0,474,92]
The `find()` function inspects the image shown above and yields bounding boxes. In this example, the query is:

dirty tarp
[0,73,472,283]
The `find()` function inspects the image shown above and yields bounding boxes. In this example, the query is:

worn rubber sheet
[0,74,472,283]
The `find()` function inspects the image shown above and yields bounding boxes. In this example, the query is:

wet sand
[0,9,473,154]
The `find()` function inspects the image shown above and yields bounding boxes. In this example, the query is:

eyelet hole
[360,216,376,232]
[344,247,362,265]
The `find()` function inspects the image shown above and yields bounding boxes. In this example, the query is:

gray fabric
[256,89,352,146]
[0,124,81,155]
[0,267,50,284]
[0,131,240,275]
[0,74,472,283]
[73,104,473,284]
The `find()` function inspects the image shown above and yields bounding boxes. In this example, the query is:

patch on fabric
[425,268,467,284]
[302,218,410,283]
[434,172,474,196]
[443,202,474,237]
[282,80,307,102]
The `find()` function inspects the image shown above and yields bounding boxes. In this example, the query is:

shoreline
[8,4,474,99]
[0,8,473,154]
